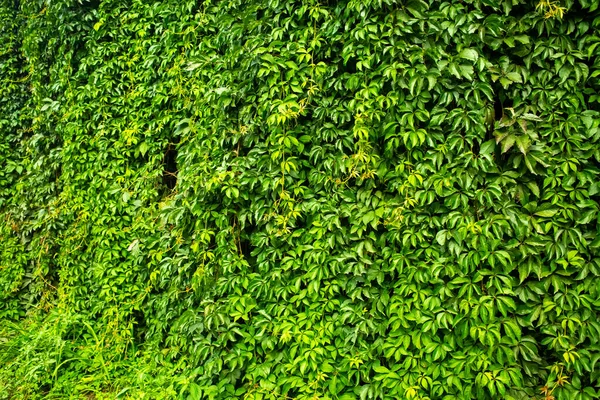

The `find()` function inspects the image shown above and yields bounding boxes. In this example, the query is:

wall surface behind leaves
[1,0,600,399]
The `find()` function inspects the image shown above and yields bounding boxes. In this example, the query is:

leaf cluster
[1,0,600,399]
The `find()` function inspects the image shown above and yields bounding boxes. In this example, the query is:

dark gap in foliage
[255,7,264,20]
[162,137,179,191]
[493,93,504,124]
[294,110,313,131]
[343,58,357,74]
[41,243,61,291]
[381,79,394,97]
[79,0,100,10]
[491,84,513,125]
[472,137,481,155]
[51,165,62,185]
[239,223,256,264]
[132,308,146,342]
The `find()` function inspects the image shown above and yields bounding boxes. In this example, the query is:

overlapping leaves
[1,0,600,399]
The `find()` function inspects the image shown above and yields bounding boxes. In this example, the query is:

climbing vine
[2,0,600,399]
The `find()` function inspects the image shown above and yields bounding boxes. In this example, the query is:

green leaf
[459,48,479,62]
[515,135,531,154]
[506,72,522,83]
[480,139,495,155]
[535,209,559,217]
[501,135,516,153]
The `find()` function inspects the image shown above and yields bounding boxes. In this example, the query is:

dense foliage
[2,0,600,399]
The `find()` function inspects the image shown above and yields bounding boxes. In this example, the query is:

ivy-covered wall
[2,0,600,399]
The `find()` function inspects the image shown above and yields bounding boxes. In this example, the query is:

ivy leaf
[535,208,559,217]
[480,139,495,155]
[506,72,522,83]
[501,135,516,153]
[515,135,531,154]
[459,48,479,62]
